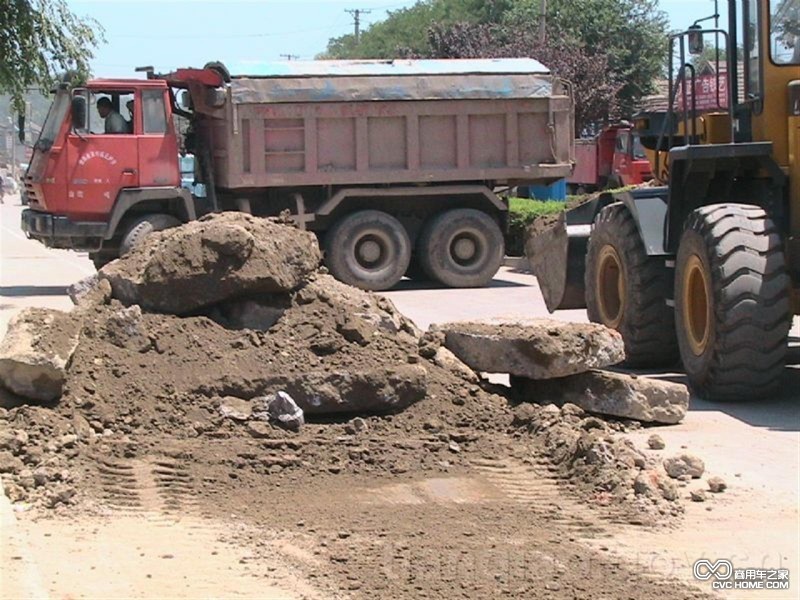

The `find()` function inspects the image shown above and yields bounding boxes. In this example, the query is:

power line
[345,8,372,44]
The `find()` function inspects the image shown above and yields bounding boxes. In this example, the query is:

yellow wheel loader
[529,0,800,400]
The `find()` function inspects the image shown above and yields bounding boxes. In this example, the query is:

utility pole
[280,54,299,60]
[345,8,371,45]
[539,0,547,44]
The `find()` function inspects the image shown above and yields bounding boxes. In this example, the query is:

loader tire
[120,214,181,256]
[585,202,678,367]
[418,208,503,288]
[325,210,411,291]
[675,204,791,401]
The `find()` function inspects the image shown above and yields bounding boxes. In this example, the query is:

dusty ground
[1,196,799,599]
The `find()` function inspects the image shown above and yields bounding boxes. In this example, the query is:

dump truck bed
[202,59,573,190]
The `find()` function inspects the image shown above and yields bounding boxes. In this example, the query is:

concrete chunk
[440,320,624,379]
[0,308,82,401]
[100,213,321,315]
[512,370,689,424]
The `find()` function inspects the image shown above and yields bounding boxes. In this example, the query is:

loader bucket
[525,209,594,312]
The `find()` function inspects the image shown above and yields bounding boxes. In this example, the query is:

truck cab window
[771,0,800,64]
[82,91,134,134]
[142,90,167,134]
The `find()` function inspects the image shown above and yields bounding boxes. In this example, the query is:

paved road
[2,195,799,597]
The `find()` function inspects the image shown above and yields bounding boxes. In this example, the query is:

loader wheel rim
[683,254,711,356]
[596,245,625,328]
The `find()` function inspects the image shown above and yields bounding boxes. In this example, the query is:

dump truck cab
[21,79,195,264]
[529,0,799,401]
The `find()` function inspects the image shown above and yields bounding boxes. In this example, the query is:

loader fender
[614,186,670,256]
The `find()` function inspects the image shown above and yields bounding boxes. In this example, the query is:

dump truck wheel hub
[355,235,386,266]
[596,245,625,328]
[451,235,478,263]
[683,254,710,356]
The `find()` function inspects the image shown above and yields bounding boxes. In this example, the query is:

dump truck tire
[324,210,411,291]
[418,208,503,288]
[89,250,117,271]
[675,204,791,401]
[585,203,678,367]
[120,214,181,256]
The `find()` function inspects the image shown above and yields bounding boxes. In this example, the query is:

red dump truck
[567,125,651,194]
[20,59,573,290]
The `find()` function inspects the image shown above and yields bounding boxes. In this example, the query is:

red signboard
[677,73,728,112]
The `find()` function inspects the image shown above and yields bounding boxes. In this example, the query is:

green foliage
[504,0,668,115]
[320,0,512,59]
[0,0,104,114]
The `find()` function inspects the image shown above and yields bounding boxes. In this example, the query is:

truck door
[136,88,180,188]
[611,130,629,185]
[66,89,138,221]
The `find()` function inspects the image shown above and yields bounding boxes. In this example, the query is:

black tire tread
[677,203,791,401]
[585,203,679,367]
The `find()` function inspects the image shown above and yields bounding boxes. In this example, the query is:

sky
[68,0,728,78]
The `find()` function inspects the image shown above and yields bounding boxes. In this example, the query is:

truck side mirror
[17,115,25,143]
[71,95,87,131]
[688,25,704,55]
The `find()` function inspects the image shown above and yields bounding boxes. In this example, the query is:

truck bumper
[21,209,108,250]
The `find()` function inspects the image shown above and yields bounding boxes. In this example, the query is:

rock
[245,421,273,439]
[432,347,479,383]
[0,451,24,474]
[264,391,304,432]
[448,441,461,453]
[215,299,286,331]
[513,370,689,425]
[344,417,368,435]
[67,274,112,308]
[664,454,705,479]
[0,308,82,401]
[707,476,727,493]
[647,434,666,450]
[439,320,624,379]
[337,316,375,346]
[100,213,321,315]
[512,403,538,427]
[102,305,151,352]
[633,468,678,501]
[218,397,252,421]
[212,365,427,416]
[690,489,707,502]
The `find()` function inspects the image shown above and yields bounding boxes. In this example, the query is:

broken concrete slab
[198,365,427,416]
[0,308,82,401]
[439,320,624,379]
[67,274,112,309]
[512,370,689,425]
[100,213,321,315]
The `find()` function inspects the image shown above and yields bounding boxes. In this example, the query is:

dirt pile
[0,214,704,526]
[100,212,321,315]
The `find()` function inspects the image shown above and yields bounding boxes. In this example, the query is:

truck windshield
[771,0,800,64]
[36,88,70,150]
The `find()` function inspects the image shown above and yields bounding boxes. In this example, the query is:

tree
[320,0,511,59]
[427,21,622,134]
[503,0,669,116]
[0,0,104,114]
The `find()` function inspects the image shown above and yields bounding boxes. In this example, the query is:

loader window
[744,0,763,101]
[770,0,800,64]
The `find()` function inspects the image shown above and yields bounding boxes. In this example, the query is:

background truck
[567,124,652,195]
[19,58,573,290]
[528,0,799,401]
